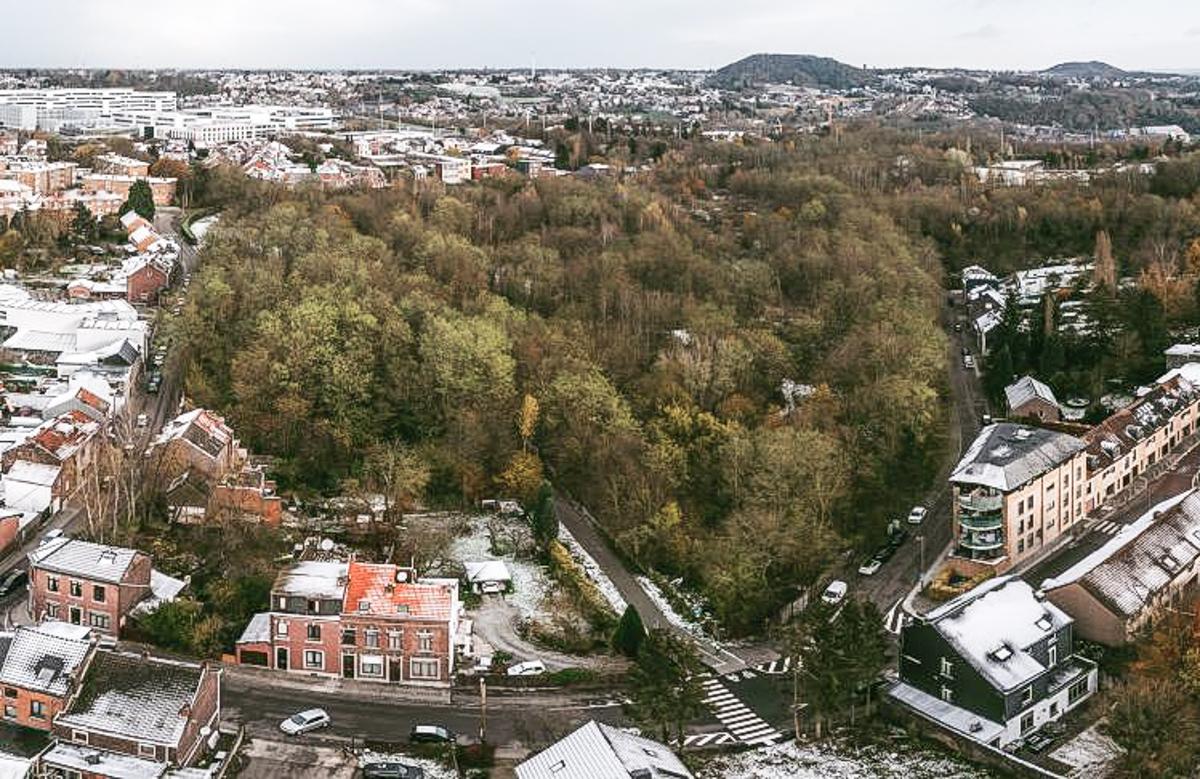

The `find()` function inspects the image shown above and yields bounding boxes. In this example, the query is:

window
[2,705,13,719]
[46,603,59,619]
[1048,644,1058,667]
[1021,712,1034,734]
[69,581,81,597]
[306,599,319,614]
[303,650,324,670]
[138,744,156,758]
[411,658,439,680]
[364,629,380,649]
[30,700,44,720]
[1068,678,1090,705]
[92,585,105,603]
[89,613,110,630]
[341,629,356,646]
[939,657,953,679]
[388,630,403,651]
[47,576,59,593]
[359,656,384,678]
[1018,539,1025,553]
[417,631,433,653]
[71,730,88,744]
[1021,686,1033,705]
[307,623,321,641]
[1050,702,1059,718]
[4,688,16,699]
[940,685,952,703]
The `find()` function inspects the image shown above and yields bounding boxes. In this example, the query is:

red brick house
[122,254,172,303]
[2,411,102,501]
[236,559,459,687]
[0,623,94,732]
[28,539,153,638]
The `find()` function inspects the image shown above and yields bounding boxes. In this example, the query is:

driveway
[236,738,357,778]
[470,596,623,672]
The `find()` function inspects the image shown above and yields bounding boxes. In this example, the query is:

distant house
[514,719,693,779]
[464,561,512,594]
[0,623,94,732]
[1042,490,1200,645]
[890,575,1096,748]
[122,253,173,303]
[28,539,153,637]
[1004,376,1061,422]
[1165,343,1200,370]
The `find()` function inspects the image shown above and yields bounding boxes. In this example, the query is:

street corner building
[888,575,1097,749]
[235,558,460,687]
[515,719,693,779]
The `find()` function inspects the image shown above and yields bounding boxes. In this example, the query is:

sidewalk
[223,663,452,705]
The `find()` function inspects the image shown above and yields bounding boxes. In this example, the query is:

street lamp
[915,535,925,587]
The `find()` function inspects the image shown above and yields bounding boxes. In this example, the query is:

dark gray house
[889,575,1096,747]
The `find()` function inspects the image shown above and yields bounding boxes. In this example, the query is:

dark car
[410,724,454,744]
[872,544,896,563]
[886,529,909,550]
[0,569,27,599]
[362,762,424,779]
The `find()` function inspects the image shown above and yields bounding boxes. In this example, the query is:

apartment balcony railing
[959,530,1004,552]
[959,513,1003,532]
[959,493,1004,512]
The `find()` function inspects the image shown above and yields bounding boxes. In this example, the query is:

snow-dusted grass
[557,524,627,615]
[358,750,454,779]
[698,740,991,779]
[638,574,711,639]
[1049,723,1122,778]
[448,514,551,620]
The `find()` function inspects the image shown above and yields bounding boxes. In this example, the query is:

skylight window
[1035,615,1052,631]
[989,645,1013,662]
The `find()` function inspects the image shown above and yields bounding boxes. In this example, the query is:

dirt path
[470,596,625,672]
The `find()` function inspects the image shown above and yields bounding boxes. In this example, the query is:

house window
[92,585,105,603]
[71,729,88,744]
[1068,678,1090,705]
[69,581,81,597]
[90,613,110,630]
[30,700,44,720]
[388,630,403,651]
[46,603,59,619]
[364,629,380,649]
[940,685,952,703]
[411,658,439,680]
[939,657,953,679]
[1048,644,1058,667]
[2,705,13,719]
[359,656,384,678]
[341,629,356,646]
[306,599,319,614]
[47,576,59,593]
[138,744,156,758]
[276,620,288,637]
[303,650,324,670]
[1021,712,1034,734]
[1021,686,1033,705]
[417,630,433,653]
[307,623,321,641]
[2,688,13,699]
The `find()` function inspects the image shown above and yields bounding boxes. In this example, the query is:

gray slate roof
[951,423,1084,493]
[29,538,141,584]
[1005,375,1059,413]
[515,720,693,779]
[0,624,92,697]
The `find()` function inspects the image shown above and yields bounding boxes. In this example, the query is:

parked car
[886,528,909,549]
[363,763,424,779]
[0,569,27,599]
[907,506,927,525]
[872,545,896,563]
[473,655,494,674]
[279,708,330,736]
[820,580,848,605]
[1025,732,1055,753]
[960,346,969,356]
[507,660,548,677]
[136,413,149,428]
[963,355,975,369]
[953,322,962,332]
[857,558,883,576]
[410,724,454,744]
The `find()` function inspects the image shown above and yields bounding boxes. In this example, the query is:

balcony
[959,493,1003,512]
[959,530,1004,552]
[960,513,1003,532]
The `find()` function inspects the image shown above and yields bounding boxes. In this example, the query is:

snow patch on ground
[1049,722,1122,778]
[448,514,551,620]
[637,574,710,639]
[698,740,991,779]
[557,524,627,615]
[358,750,455,779]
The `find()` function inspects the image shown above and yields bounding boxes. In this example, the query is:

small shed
[464,560,512,594]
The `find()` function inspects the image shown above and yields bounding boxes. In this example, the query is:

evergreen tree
[121,178,156,220]
[626,630,704,745]
[71,202,97,244]
[611,605,646,658]
[529,481,558,550]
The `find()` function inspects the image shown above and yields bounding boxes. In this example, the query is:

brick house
[28,540,153,638]
[2,411,102,501]
[122,254,172,304]
[0,623,94,732]
[1004,376,1061,423]
[236,559,459,687]
[80,175,176,207]
[42,650,220,777]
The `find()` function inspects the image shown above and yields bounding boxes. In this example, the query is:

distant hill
[1041,61,1128,79]
[711,54,872,90]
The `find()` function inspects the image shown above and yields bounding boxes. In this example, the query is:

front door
[389,658,402,683]
[276,648,288,671]
[342,655,355,679]
[69,606,81,625]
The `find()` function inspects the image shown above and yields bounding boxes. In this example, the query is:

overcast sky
[4,0,1200,72]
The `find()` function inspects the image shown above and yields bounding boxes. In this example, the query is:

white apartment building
[0,88,177,131]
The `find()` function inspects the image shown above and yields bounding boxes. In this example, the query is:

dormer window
[357,599,370,613]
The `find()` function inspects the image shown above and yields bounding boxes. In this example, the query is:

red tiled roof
[32,411,97,460]
[342,561,453,621]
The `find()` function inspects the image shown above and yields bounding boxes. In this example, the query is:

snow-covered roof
[131,570,187,618]
[1005,375,1059,412]
[887,681,1005,744]
[951,423,1084,492]
[922,575,1070,692]
[1157,362,1200,387]
[29,538,141,584]
[1042,490,1200,619]
[5,460,61,487]
[272,561,348,600]
[236,612,272,644]
[42,743,163,779]
[464,560,512,584]
[1165,344,1200,358]
[0,624,92,697]
[515,720,693,779]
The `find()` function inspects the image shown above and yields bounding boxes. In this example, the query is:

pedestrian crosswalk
[724,668,758,681]
[682,731,737,749]
[754,656,792,675]
[699,675,786,746]
[1093,519,1123,536]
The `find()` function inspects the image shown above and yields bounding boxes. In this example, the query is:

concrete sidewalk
[224,663,452,704]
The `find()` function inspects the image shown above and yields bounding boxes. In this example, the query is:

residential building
[1042,490,1200,645]
[80,175,176,207]
[27,539,152,637]
[890,575,1096,748]
[1164,343,1200,370]
[0,161,77,194]
[122,254,173,304]
[950,424,1087,573]
[1005,376,1061,422]
[92,154,149,178]
[515,719,693,779]
[235,559,459,687]
[0,623,94,732]
[1,411,103,501]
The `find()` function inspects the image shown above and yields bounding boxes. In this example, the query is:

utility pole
[916,534,926,587]
[479,676,487,743]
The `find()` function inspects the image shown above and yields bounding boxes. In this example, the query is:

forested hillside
[177,146,947,634]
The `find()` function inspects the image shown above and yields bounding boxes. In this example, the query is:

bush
[547,667,599,685]
[611,605,646,658]
[924,564,994,602]
[548,540,617,631]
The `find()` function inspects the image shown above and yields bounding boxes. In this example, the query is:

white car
[907,506,928,525]
[963,355,975,369]
[858,558,883,576]
[280,708,330,735]
[821,580,848,605]
[136,413,149,428]
[473,655,494,674]
[507,660,547,677]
